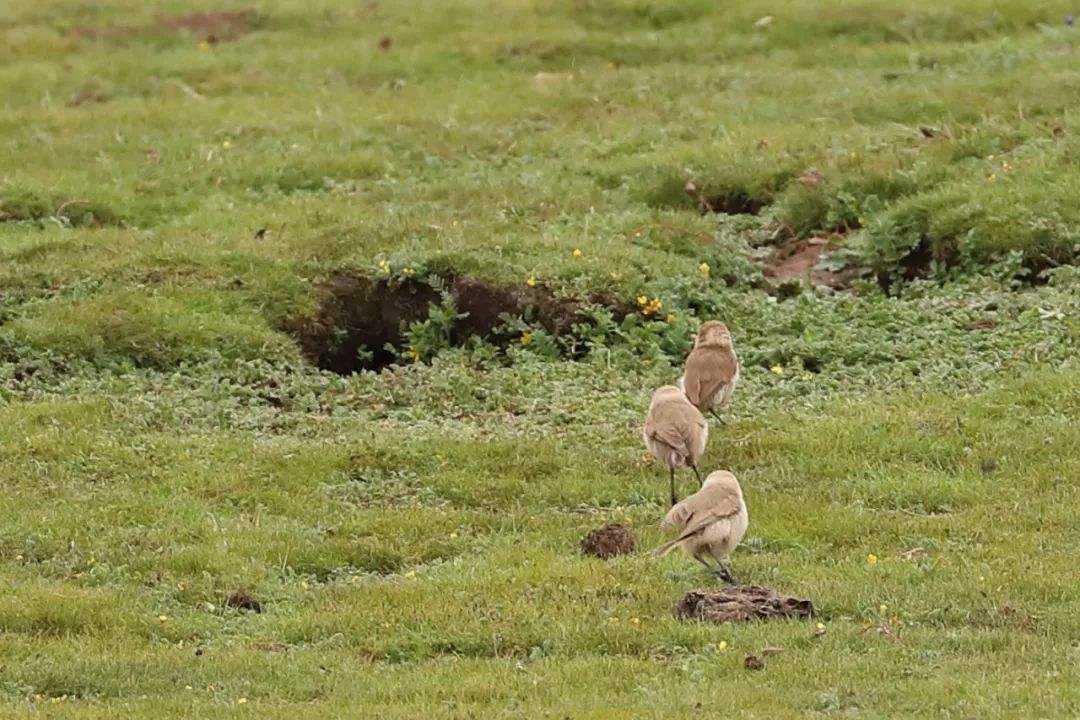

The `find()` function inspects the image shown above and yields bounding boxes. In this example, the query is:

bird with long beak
[643,385,708,506]
[653,470,748,583]
[678,321,739,424]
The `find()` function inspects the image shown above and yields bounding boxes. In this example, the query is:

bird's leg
[694,555,714,572]
[669,467,678,507]
[690,464,702,487]
[709,409,726,425]
[712,562,738,585]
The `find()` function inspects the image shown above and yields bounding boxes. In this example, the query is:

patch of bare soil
[762,236,855,289]
[162,10,254,42]
[674,585,814,623]
[581,523,636,559]
[287,273,632,373]
[74,9,254,44]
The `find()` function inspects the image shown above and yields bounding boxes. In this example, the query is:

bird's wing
[684,348,737,408]
[660,480,742,533]
[653,506,741,557]
[645,409,692,459]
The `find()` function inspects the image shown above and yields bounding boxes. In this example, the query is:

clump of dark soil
[226,589,262,613]
[287,273,632,374]
[581,523,637,559]
[744,654,766,670]
[674,585,814,623]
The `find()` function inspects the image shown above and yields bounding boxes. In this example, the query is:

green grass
[1,0,1079,716]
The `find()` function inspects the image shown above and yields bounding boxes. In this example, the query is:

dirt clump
[744,654,766,670]
[226,589,263,613]
[674,585,814,623]
[581,523,637,559]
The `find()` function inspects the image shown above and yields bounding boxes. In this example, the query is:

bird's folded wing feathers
[686,350,736,406]
[645,421,691,458]
[659,481,742,533]
[652,509,737,557]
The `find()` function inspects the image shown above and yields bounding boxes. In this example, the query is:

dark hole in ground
[878,236,1065,293]
[287,273,632,374]
[674,585,814,623]
[703,191,767,216]
[684,181,768,216]
[581,523,636,559]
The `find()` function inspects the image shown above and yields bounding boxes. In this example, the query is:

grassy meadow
[1,0,1079,717]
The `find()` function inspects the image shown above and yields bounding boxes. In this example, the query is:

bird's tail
[667,450,684,470]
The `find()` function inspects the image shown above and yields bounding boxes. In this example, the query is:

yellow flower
[867,553,878,565]
[770,365,784,375]
[237,697,248,704]
[408,348,420,362]
[630,617,640,625]
[665,313,676,323]
[449,532,458,539]
[377,259,391,274]
[222,140,232,149]
[402,267,415,277]
[572,248,583,258]
[718,640,728,651]
[816,622,826,631]
[879,603,888,612]
[520,331,533,346]
[198,40,211,51]
[158,615,168,623]
[300,580,310,590]
[699,262,710,276]
[640,297,662,316]
[988,173,996,182]
[526,275,537,287]
[184,686,193,691]
[801,372,814,381]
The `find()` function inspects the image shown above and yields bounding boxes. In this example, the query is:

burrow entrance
[287,274,632,374]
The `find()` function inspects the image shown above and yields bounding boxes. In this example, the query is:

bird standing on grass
[643,385,708,506]
[678,321,739,424]
[653,470,748,584]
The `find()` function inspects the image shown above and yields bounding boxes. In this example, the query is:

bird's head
[695,321,732,349]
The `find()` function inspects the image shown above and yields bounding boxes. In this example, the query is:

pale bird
[643,385,708,506]
[653,470,748,583]
[678,320,739,424]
